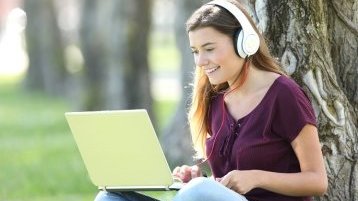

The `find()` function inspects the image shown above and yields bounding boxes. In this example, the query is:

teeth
[205,66,219,74]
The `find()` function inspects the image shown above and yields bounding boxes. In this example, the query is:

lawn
[0,77,177,201]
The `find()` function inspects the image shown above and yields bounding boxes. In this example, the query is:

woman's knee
[173,177,216,201]
[94,191,126,201]
[173,177,248,201]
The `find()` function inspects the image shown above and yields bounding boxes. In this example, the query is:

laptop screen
[65,109,174,189]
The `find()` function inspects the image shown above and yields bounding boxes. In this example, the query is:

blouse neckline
[222,75,283,123]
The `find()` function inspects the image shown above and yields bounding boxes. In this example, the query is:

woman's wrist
[252,170,266,189]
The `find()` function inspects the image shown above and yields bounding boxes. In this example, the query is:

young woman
[94,1,327,201]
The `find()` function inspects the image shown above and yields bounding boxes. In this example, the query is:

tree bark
[124,0,153,116]
[160,0,207,168]
[79,0,154,117]
[23,0,66,95]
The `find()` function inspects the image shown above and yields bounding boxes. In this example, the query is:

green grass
[0,77,97,200]
[0,77,178,201]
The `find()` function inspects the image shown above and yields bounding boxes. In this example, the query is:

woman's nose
[195,53,209,67]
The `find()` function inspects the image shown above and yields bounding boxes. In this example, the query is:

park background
[0,0,356,200]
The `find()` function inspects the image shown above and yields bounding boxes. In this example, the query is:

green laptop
[65,109,183,191]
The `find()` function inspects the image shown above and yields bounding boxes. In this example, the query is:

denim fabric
[94,191,159,201]
[173,177,248,201]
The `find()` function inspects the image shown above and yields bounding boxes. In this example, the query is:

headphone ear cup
[235,29,247,58]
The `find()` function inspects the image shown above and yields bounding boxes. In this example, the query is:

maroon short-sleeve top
[206,75,317,201]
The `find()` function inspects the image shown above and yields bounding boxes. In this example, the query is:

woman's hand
[217,170,258,194]
[172,165,202,183]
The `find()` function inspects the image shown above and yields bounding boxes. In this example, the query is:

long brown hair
[186,0,285,159]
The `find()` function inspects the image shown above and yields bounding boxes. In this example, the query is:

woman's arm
[220,124,328,196]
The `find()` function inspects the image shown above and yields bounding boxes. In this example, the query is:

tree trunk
[160,0,206,168]
[80,0,111,110]
[244,0,358,200]
[79,0,154,117]
[124,0,154,116]
[23,0,66,95]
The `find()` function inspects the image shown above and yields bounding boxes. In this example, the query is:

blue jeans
[94,177,248,201]
[94,191,158,201]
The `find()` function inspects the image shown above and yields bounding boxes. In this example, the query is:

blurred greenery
[0,76,95,200]
[149,31,180,73]
[0,76,177,201]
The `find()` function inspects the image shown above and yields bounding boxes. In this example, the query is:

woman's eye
[191,50,198,54]
[206,48,214,52]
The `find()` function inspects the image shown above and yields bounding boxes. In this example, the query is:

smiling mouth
[205,66,220,74]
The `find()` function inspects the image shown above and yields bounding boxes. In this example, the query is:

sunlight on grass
[30,194,96,201]
[0,79,96,200]
[0,73,24,84]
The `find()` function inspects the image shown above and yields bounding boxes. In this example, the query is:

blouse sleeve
[272,80,317,142]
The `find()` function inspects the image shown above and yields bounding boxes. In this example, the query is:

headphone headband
[206,0,260,57]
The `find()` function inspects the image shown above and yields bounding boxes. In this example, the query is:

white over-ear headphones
[206,0,260,58]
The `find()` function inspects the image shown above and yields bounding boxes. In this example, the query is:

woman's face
[189,27,244,85]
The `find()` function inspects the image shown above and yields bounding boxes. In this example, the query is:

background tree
[164,0,358,199]
[23,0,66,95]
[79,0,154,117]
[161,0,205,168]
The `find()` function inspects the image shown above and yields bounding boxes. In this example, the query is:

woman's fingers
[172,165,203,183]
[218,174,231,188]
[172,166,181,176]
[190,165,202,178]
